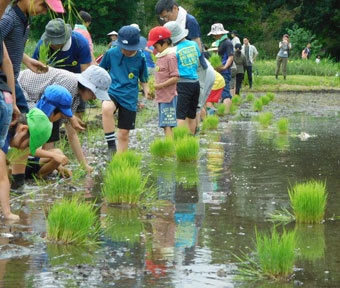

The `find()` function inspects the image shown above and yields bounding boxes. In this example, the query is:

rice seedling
[246,93,255,102]
[102,165,156,205]
[175,136,200,162]
[202,115,219,131]
[173,126,190,141]
[260,95,270,105]
[216,104,226,116]
[276,118,289,134]
[107,150,142,172]
[266,92,275,101]
[235,227,295,281]
[46,196,100,245]
[258,112,273,128]
[150,137,175,158]
[102,207,145,246]
[232,94,241,106]
[209,54,222,69]
[253,99,263,112]
[229,103,237,115]
[288,180,327,224]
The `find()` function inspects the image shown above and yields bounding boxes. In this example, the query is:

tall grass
[258,112,273,128]
[175,136,200,162]
[202,115,219,131]
[150,137,175,157]
[173,126,190,141]
[253,99,263,112]
[46,197,100,245]
[277,118,289,134]
[235,227,295,281]
[288,180,327,224]
[217,104,226,116]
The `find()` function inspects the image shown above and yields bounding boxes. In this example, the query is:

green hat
[27,108,52,156]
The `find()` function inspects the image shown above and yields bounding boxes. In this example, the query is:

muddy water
[1,92,340,287]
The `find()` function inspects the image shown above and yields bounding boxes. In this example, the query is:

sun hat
[35,85,73,118]
[163,21,188,44]
[130,23,140,31]
[207,23,229,36]
[107,30,118,36]
[45,0,64,13]
[114,26,147,51]
[77,66,111,101]
[27,108,52,156]
[41,18,72,45]
[147,26,171,46]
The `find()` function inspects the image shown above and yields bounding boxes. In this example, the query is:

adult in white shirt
[231,30,241,48]
[241,37,258,89]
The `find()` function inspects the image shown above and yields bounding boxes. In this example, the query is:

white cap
[107,30,118,36]
[130,23,140,31]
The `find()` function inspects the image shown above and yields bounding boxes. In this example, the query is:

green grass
[288,180,327,224]
[260,95,271,105]
[277,118,289,134]
[46,197,100,245]
[150,137,175,158]
[209,54,222,69]
[232,94,242,106]
[258,112,273,128]
[266,92,275,101]
[173,126,190,141]
[246,93,255,102]
[175,136,200,162]
[107,150,142,171]
[235,227,295,281]
[216,104,226,116]
[253,99,263,112]
[202,115,219,131]
[102,165,154,205]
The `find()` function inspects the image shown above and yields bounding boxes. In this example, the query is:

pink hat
[45,0,65,13]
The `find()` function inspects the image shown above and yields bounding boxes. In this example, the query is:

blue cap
[114,26,147,51]
[35,85,73,118]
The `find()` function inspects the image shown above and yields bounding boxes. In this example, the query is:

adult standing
[208,23,234,113]
[241,37,258,89]
[231,30,241,48]
[234,43,247,95]
[275,34,291,80]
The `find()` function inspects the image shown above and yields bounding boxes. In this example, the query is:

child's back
[175,40,200,80]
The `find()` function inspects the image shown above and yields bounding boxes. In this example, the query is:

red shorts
[206,88,223,103]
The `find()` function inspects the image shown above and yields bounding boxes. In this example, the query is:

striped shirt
[18,67,80,115]
[0,5,29,79]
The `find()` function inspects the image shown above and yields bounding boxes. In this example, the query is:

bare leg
[117,129,130,153]
[163,127,174,139]
[186,118,197,135]
[102,100,116,133]
[223,98,232,114]
[0,151,19,220]
[37,149,66,178]
[10,153,28,175]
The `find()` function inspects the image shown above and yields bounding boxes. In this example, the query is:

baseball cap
[130,23,140,31]
[163,21,188,44]
[45,0,65,13]
[77,65,111,101]
[35,85,73,118]
[41,18,72,45]
[147,26,171,46]
[114,26,147,51]
[27,108,53,156]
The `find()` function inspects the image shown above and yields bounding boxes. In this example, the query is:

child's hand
[154,83,162,90]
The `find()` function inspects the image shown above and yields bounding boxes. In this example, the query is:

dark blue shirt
[100,47,148,112]
[32,31,92,73]
[185,13,207,69]
[218,38,234,75]
[0,5,29,79]
[0,29,11,93]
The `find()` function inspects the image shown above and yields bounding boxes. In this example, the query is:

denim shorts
[158,96,178,128]
[0,91,13,149]
[221,72,232,100]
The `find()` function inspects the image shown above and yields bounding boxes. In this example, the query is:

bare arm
[22,54,48,73]
[34,148,69,166]
[80,63,91,72]
[155,76,179,90]
[218,55,234,72]
[141,82,149,99]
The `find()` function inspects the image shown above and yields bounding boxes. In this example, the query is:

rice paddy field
[2,91,340,287]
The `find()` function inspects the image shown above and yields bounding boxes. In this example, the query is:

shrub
[210,54,222,69]
[266,92,275,101]
[150,137,175,157]
[46,197,100,245]
[232,94,241,106]
[175,136,200,162]
[258,112,273,128]
[260,95,270,105]
[202,115,219,131]
[253,99,263,112]
[277,118,289,134]
[288,180,327,224]
[246,93,255,102]
[217,104,226,116]
[173,126,190,141]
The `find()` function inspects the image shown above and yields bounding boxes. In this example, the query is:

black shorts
[47,120,60,143]
[111,98,137,130]
[76,97,86,113]
[25,157,41,179]
[176,81,200,120]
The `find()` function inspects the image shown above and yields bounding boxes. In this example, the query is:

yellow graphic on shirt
[129,73,134,79]
[72,60,78,66]
[177,45,199,67]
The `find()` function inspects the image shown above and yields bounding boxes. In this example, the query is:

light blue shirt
[176,40,200,80]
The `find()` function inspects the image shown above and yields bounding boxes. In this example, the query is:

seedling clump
[46,197,100,245]
[175,136,200,162]
[258,112,273,128]
[246,93,255,102]
[108,150,142,172]
[210,54,222,69]
[260,95,270,105]
[150,137,175,158]
[173,126,190,141]
[289,180,327,224]
[216,104,226,116]
[232,94,241,106]
[253,99,263,112]
[266,92,275,101]
[277,118,289,134]
[202,115,219,131]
